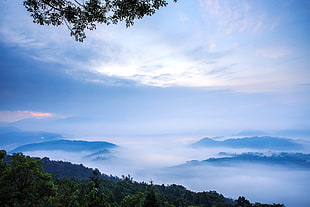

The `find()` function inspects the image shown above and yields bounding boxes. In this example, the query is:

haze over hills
[1,126,310,207]
[0,127,118,161]
[9,139,118,161]
[0,126,63,150]
[1,117,95,136]
[2,117,310,141]
[183,152,310,169]
[233,129,310,139]
[8,117,99,129]
[10,139,117,153]
[192,136,303,150]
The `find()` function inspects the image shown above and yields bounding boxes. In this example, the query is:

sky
[0,0,310,140]
[1,1,310,205]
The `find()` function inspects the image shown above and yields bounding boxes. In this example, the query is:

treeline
[39,157,120,181]
[0,150,284,207]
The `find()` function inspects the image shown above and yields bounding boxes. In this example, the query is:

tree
[121,192,144,207]
[236,196,252,207]
[143,182,159,207]
[0,150,6,172]
[23,0,177,42]
[0,152,57,207]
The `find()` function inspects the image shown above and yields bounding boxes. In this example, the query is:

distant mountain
[9,139,118,160]
[192,136,302,150]
[8,118,58,130]
[185,152,310,169]
[10,139,117,153]
[234,129,310,138]
[0,126,63,150]
[8,116,103,132]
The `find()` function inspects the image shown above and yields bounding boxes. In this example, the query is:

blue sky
[0,0,310,139]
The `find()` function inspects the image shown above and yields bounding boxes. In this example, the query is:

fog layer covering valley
[5,131,309,207]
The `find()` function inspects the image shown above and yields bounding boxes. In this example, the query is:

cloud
[178,13,190,22]
[256,48,290,58]
[0,0,244,92]
[26,111,53,118]
[1,0,308,94]
[0,28,47,49]
[156,163,310,207]
[0,110,66,123]
[199,0,271,34]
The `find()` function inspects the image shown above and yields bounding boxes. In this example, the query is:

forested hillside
[0,150,285,207]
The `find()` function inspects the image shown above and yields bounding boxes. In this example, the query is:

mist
[20,136,310,207]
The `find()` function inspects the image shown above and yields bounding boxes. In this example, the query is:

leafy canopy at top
[23,0,177,42]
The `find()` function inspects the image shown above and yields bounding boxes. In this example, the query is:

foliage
[121,192,144,207]
[23,0,177,42]
[40,156,120,181]
[0,152,57,207]
[0,150,285,207]
[143,182,159,207]
[236,196,252,207]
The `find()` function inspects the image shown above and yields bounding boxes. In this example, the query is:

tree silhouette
[23,0,177,42]
[236,196,252,207]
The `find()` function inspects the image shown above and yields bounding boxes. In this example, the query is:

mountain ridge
[10,139,118,153]
[192,136,302,150]
[183,152,310,169]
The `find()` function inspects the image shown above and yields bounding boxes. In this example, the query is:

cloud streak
[256,47,290,58]
[0,110,66,123]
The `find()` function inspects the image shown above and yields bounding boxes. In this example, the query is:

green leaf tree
[86,169,116,206]
[0,150,7,174]
[121,192,144,207]
[0,152,57,207]
[143,182,159,207]
[23,0,177,42]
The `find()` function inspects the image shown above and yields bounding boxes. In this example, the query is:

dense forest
[0,150,285,207]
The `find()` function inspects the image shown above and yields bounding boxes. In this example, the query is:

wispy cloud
[256,47,290,58]
[199,0,274,34]
[0,110,66,123]
[0,28,47,49]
